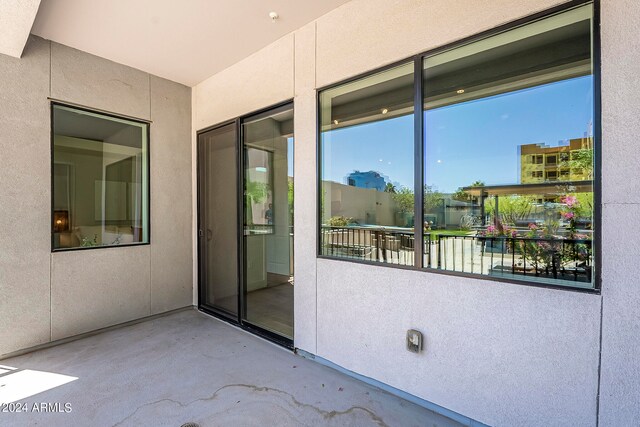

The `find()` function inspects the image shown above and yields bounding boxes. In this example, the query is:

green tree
[288,180,294,226]
[384,182,397,193]
[485,195,535,225]
[391,185,444,214]
[245,180,270,225]
[569,192,593,219]
[562,148,593,179]
[453,180,485,202]
[327,216,353,226]
[246,180,269,204]
[424,185,444,212]
[391,186,414,214]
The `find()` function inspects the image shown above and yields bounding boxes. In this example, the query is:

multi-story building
[520,137,593,184]
[346,170,387,191]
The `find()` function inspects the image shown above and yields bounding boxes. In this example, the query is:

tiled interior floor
[0,309,463,427]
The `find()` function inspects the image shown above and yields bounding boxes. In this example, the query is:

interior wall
[0,36,193,355]
[53,136,103,229]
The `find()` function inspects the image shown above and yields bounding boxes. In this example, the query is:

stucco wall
[0,36,193,355]
[189,0,640,426]
[598,0,640,425]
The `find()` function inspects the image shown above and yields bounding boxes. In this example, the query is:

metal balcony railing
[425,234,592,284]
[320,225,415,266]
[320,225,593,285]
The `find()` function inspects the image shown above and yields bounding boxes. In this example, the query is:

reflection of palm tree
[384,183,397,193]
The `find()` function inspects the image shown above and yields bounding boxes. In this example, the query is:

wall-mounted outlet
[406,329,423,353]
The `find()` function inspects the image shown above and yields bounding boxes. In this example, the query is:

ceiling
[30,0,352,87]
[0,0,41,58]
[54,105,144,149]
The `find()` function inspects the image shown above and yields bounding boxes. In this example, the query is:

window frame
[50,101,151,252]
[316,0,601,293]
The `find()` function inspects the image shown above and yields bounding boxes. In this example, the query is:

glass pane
[422,4,595,288]
[319,62,415,266]
[242,105,294,339]
[52,105,149,250]
[199,123,239,317]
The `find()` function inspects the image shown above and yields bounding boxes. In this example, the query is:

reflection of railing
[320,225,593,285]
[426,234,592,284]
[320,226,415,266]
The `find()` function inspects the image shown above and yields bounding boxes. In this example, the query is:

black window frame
[316,0,601,293]
[50,101,152,253]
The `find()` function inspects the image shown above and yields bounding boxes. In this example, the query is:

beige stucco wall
[0,36,193,355]
[192,1,639,426]
[598,0,640,426]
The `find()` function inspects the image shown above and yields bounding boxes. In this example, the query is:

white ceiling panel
[31,0,351,86]
[0,0,42,58]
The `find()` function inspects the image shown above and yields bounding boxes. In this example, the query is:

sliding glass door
[241,104,294,340]
[197,102,294,344]
[198,122,239,319]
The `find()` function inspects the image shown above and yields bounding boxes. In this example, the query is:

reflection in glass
[199,124,239,317]
[319,63,415,265]
[52,105,149,250]
[242,105,294,339]
[245,148,274,233]
[422,4,595,287]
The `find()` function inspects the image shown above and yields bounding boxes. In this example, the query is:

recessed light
[456,89,465,94]
[333,119,339,125]
[381,108,389,114]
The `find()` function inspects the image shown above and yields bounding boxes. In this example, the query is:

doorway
[197,102,294,345]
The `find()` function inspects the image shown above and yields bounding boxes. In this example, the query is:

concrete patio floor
[0,308,462,427]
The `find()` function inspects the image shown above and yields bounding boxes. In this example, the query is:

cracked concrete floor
[0,309,463,427]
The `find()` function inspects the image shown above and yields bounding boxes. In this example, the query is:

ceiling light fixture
[381,108,389,114]
[333,119,339,125]
[456,89,465,94]
[269,11,279,22]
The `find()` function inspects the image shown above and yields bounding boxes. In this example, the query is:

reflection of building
[324,181,398,226]
[519,137,593,184]
[346,170,387,191]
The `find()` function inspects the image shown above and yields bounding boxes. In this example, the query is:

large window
[318,2,597,289]
[319,63,415,265]
[52,104,149,250]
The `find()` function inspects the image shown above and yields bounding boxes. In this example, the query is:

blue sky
[322,75,594,193]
